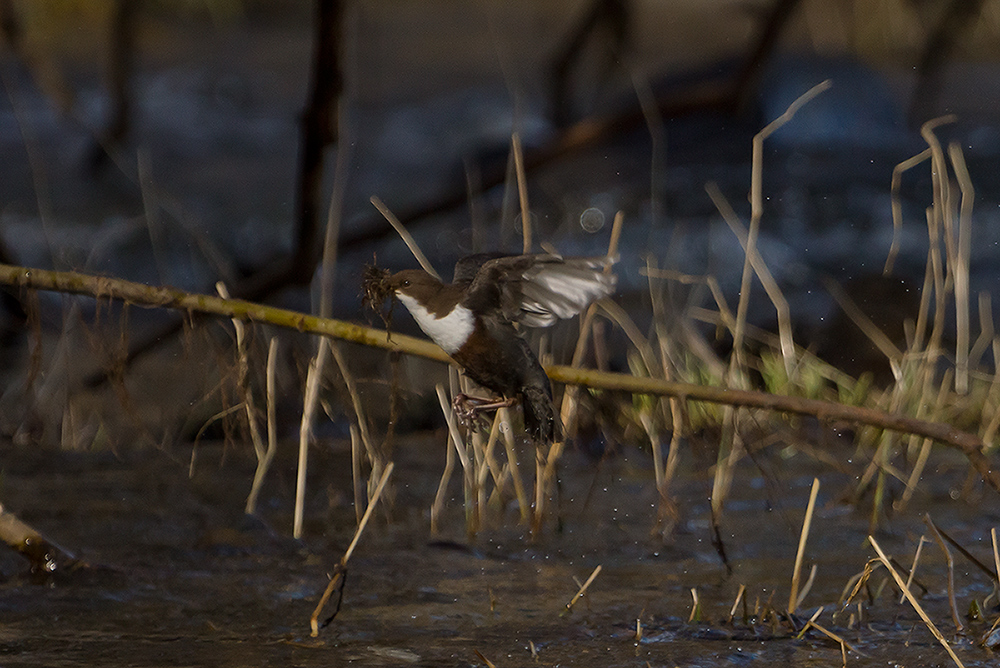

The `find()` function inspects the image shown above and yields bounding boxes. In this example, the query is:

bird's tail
[522,384,562,444]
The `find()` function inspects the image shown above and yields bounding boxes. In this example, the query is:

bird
[383,253,617,444]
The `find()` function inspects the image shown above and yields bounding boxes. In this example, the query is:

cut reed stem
[869,535,965,668]
[789,478,820,614]
[562,564,602,614]
[310,461,395,636]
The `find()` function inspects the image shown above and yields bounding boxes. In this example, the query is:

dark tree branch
[291,0,343,282]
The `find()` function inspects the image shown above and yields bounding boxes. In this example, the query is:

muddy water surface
[0,434,997,667]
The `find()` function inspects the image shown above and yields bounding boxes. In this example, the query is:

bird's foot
[452,393,516,429]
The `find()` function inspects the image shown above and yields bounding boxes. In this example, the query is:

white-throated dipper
[384,253,617,444]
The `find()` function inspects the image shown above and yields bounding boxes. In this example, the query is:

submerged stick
[1,262,997,496]
[0,503,79,576]
[562,564,602,615]
[310,461,395,636]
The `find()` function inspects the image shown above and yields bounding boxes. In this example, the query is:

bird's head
[387,270,443,303]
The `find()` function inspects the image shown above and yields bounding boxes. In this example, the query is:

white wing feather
[517,258,617,327]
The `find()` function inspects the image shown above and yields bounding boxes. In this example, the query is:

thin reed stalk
[330,343,383,487]
[886,148,933,275]
[948,142,974,394]
[924,514,964,632]
[869,536,966,668]
[245,337,279,515]
[430,422,457,535]
[436,384,476,535]
[295,339,327,539]
[536,211,623,530]
[902,536,928,604]
[370,196,440,279]
[512,132,532,254]
[899,371,952,509]
[708,184,797,379]
[735,79,830,377]
[992,528,1000,593]
[788,478,820,615]
[350,425,364,525]
[497,406,530,523]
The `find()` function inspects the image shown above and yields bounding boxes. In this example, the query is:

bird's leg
[452,393,517,428]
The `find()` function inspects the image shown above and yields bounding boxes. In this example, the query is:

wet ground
[1,434,997,667]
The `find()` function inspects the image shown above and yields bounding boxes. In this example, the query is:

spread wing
[452,252,509,285]
[463,254,617,327]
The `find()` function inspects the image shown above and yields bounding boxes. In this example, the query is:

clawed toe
[452,393,516,429]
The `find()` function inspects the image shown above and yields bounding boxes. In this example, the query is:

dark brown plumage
[385,253,617,443]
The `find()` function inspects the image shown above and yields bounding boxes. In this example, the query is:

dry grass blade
[869,536,966,668]
[217,281,270,513]
[370,195,440,279]
[970,292,994,370]
[215,282,265,455]
[350,425,364,524]
[344,461,394,563]
[794,605,824,638]
[839,559,878,609]
[788,478,820,614]
[436,385,471,472]
[899,373,952,510]
[563,565,602,615]
[796,564,818,612]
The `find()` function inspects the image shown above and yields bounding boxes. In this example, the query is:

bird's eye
[402,279,410,287]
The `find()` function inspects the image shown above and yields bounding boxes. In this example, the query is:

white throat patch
[397,293,474,355]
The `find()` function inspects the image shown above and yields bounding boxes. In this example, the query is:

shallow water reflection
[0,436,997,667]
